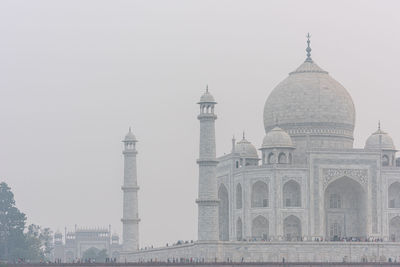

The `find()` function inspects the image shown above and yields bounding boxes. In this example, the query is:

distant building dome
[365,126,396,151]
[262,126,295,149]
[124,127,137,142]
[236,135,259,159]
[263,38,355,149]
[199,86,216,103]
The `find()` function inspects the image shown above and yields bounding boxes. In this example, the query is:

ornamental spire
[305,33,313,62]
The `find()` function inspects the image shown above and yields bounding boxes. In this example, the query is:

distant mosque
[120,35,400,262]
[53,226,122,262]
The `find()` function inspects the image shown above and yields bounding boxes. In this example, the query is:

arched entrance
[283,215,301,241]
[388,182,400,208]
[251,181,269,207]
[324,177,366,241]
[236,183,242,209]
[283,180,301,207]
[251,215,269,241]
[389,216,400,241]
[218,184,229,241]
[236,217,243,241]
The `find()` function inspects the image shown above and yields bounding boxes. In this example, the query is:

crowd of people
[138,236,389,253]
[140,240,195,251]
[238,236,386,242]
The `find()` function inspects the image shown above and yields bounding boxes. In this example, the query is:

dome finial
[378,120,381,131]
[305,33,312,62]
[129,126,132,133]
[206,84,209,93]
[242,131,245,140]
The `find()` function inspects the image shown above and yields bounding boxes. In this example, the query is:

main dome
[263,56,355,143]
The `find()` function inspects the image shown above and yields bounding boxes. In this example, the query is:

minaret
[121,127,140,251]
[196,86,219,241]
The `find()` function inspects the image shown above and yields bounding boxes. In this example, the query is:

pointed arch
[283,215,301,241]
[324,177,366,240]
[251,181,269,208]
[236,183,242,209]
[278,152,287,164]
[268,152,275,164]
[218,184,229,241]
[283,180,301,207]
[251,215,269,240]
[383,154,390,166]
[236,217,243,241]
[390,216,400,241]
[389,182,400,208]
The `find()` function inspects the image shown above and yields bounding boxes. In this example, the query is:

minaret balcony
[197,113,217,120]
[121,185,140,192]
[197,158,218,165]
[121,218,141,223]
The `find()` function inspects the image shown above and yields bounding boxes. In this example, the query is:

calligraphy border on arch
[388,213,400,220]
[322,168,368,190]
[282,176,302,185]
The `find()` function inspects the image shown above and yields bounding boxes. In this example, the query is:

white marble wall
[216,149,400,242]
[122,141,140,251]
[121,241,400,263]
[197,107,219,241]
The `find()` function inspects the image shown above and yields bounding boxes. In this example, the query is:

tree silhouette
[0,182,26,261]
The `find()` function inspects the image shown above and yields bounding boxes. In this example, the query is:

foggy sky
[1,0,399,247]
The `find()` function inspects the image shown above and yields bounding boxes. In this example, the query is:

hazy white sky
[1,0,399,247]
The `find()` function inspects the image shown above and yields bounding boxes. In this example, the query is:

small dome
[262,127,295,149]
[124,127,137,141]
[365,127,396,150]
[236,136,258,159]
[199,86,216,103]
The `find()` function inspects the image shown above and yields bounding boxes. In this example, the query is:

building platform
[120,241,400,263]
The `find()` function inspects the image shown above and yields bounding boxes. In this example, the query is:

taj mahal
[119,36,400,262]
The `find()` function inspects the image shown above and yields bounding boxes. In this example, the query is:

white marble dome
[262,126,294,149]
[365,128,396,150]
[199,88,216,103]
[125,128,137,141]
[236,137,258,159]
[263,60,356,141]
